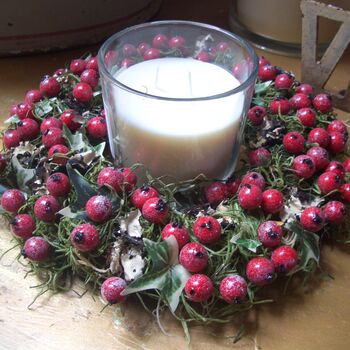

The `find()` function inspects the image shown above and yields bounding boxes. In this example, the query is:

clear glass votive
[98,20,258,182]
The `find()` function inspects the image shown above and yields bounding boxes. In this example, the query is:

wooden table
[1,1,350,349]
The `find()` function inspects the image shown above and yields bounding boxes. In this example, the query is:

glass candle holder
[98,20,258,182]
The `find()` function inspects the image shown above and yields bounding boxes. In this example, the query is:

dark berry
[340,183,350,202]
[313,93,332,113]
[292,155,316,179]
[257,221,283,248]
[283,132,305,154]
[307,128,330,148]
[40,117,63,133]
[247,106,267,125]
[274,73,294,90]
[69,59,87,75]
[34,195,61,222]
[47,144,69,165]
[326,161,345,181]
[1,189,25,213]
[42,127,65,149]
[270,97,290,115]
[289,93,311,110]
[258,64,277,81]
[306,146,330,171]
[80,69,99,88]
[205,182,227,206]
[130,185,159,210]
[241,172,265,189]
[271,246,298,273]
[185,274,214,302]
[16,102,34,119]
[86,117,107,139]
[22,236,50,261]
[60,109,81,132]
[300,207,325,232]
[249,147,271,167]
[47,172,71,197]
[179,242,208,273]
[317,171,341,194]
[238,184,263,210]
[101,277,127,304]
[73,82,93,103]
[17,118,40,141]
[328,131,347,153]
[193,216,221,245]
[10,214,36,239]
[3,129,21,149]
[25,89,43,104]
[39,76,61,97]
[70,223,100,252]
[323,201,346,224]
[162,222,190,249]
[85,195,112,223]
[261,189,284,214]
[297,108,316,127]
[246,257,275,286]
[143,48,161,60]
[142,197,169,224]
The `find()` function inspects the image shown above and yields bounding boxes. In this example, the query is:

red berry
[185,274,214,302]
[196,51,211,62]
[60,109,81,132]
[122,44,137,57]
[142,197,169,224]
[232,63,245,80]
[246,257,275,286]
[238,184,263,210]
[85,195,112,223]
[39,76,61,97]
[86,56,99,71]
[219,275,247,303]
[205,182,227,206]
[53,68,66,77]
[289,93,311,110]
[258,64,277,81]
[271,246,298,273]
[323,201,346,224]
[306,146,329,171]
[16,102,34,120]
[0,154,7,173]
[340,183,350,202]
[70,59,87,75]
[1,189,25,213]
[47,144,69,165]
[3,129,21,149]
[10,214,36,240]
[22,236,50,262]
[137,42,151,55]
[34,195,61,222]
[307,128,330,148]
[295,83,313,95]
[70,223,100,252]
[121,58,135,68]
[328,131,347,153]
[143,48,161,60]
[17,118,40,140]
[73,82,93,103]
[115,167,137,193]
[130,185,159,210]
[317,171,341,194]
[161,221,190,249]
[257,221,283,248]
[179,242,208,273]
[86,117,107,139]
[249,147,271,167]
[241,172,265,189]
[327,120,348,136]
[283,132,305,154]
[40,117,63,133]
[104,50,119,66]
[47,172,71,197]
[101,277,127,304]
[216,41,230,52]
[274,73,294,90]
[292,155,316,179]
[313,93,332,113]
[193,216,221,245]
[80,69,99,88]
[343,158,350,172]
[25,89,43,104]
[9,104,17,117]
[261,189,284,214]
[247,106,267,125]
[300,207,325,232]
[259,56,270,67]
[97,167,123,192]
[297,108,316,127]
[270,97,290,115]
[225,176,241,197]
[169,36,186,49]
[152,33,168,48]
[42,127,65,149]
[326,161,345,181]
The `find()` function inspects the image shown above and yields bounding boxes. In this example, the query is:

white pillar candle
[108,57,244,181]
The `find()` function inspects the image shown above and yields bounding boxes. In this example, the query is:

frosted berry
[241,171,265,189]
[313,93,332,113]
[137,42,151,55]
[306,146,329,171]
[16,102,34,119]
[292,155,316,179]
[193,216,221,245]
[115,167,137,193]
[261,189,284,214]
[42,127,65,149]
[289,93,311,110]
[25,89,43,104]
[10,214,36,239]
[101,277,127,304]
[258,64,277,81]
[3,129,21,149]
[34,195,61,222]
[247,105,266,125]
[249,147,271,167]
[219,275,247,304]
[121,58,135,68]
[257,221,283,248]
[17,118,40,141]
[300,207,325,232]
[161,221,190,249]
[307,128,330,148]
[225,176,241,197]
[60,109,81,132]
[0,154,7,173]
[85,195,112,223]
[47,172,71,197]
[70,223,100,252]
[238,184,263,210]
[40,117,63,133]
[246,257,275,286]
[69,59,86,75]
[73,82,93,103]
[179,242,208,273]
[80,69,99,88]
[205,181,227,206]
[326,161,345,181]
[86,56,99,71]
[39,76,61,97]
[283,131,305,154]
[48,144,69,165]
[297,108,316,127]
[340,183,350,202]
[22,236,50,262]
[270,97,290,115]
[1,189,25,213]
[153,33,168,48]
[343,158,350,172]
[185,274,214,302]
[274,73,294,90]
[97,167,123,193]
[142,197,169,224]
[143,48,161,60]
[327,120,348,137]
[296,83,313,95]
[323,201,346,224]
[317,171,341,194]
[130,185,159,210]
[122,44,137,57]
[328,131,347,154]
[86,117,107,139]
[271,246,298,273]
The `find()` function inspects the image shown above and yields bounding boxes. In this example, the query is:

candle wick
[141,85,148,94]
[188,72,194,97]
[155,66,168,93]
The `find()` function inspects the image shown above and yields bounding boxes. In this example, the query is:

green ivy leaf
[34,99,53,118]
[235,238,262,253]
[254,81,273,94]
[57,206,87,220]
[63,124,86,151]
[4,115,20,125]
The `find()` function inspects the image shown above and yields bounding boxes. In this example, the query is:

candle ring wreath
[1,38,350,341]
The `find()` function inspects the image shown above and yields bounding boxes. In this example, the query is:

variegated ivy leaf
[34,99,53,118]
[11,155,36,193]
[63,124,86,152]
[58,206,87,220]
[235,238,262,253]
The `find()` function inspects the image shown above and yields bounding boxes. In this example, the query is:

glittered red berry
[16,102,34,119]
[257,221,283,248]
[152,33,168,48]
[238,184,263,210]
[97,167,123,193]
[307,128,330,148]
[205,181,227,206]
[80,69,99,88]
[169,36,186,49]
[328,131,347,154]
[42,127,65,149]
[70,59,86,75]
[323,201,346,224]
[0,154,7,173]
[179,242,208,273]
[161,221,190,249]
[241,172,265,189]
[40,117,63,133]
[39,76,61,97]
[258,64,277,81]
[101,277,127,304]
[274,73,294,90]
[73,82,93,103]
[17,118,40,141]
[295,83,313,95]
[122,44,137,57]
[48,144,69,165]
[292,155,316,179]
[196,51,211,62]
[22,236,50,262]
[246,257,275,286]
[137,42,151,55]
[317,171,341,194]
[247,105,266,125]
[115,167,137,193]
[25,89,43,104]
[225,176,241,197]
[142,197,169,224]
[3,129,21,149]
[193,216,221,245]
[130,185,159,210]
[300,207,325,232]
[86,56,99,71]
[86,117,107,139]
[219,275,247,304]
[313,93,332,113]
[1,189,25,213]
[10,214,36,240]
[283,131,305,154]
[70,223,100,252]
[261,189,284,214]
[143,48,161,60]
[326,161,345,181]
[34,195,61,222]
[271,246,298,273]
[270,97,290,115]
[340,183,350,202]
[60,109,81,132]
[297,108,316,127]
[306,146,329,171]
[289,93,311,110]
[249,147,271,167]
[121,58,135,68]
[185,274,214,302]
[343,158,350,173]
[327,120,348,137]
[85,195,112,223]
[47,172,71,197]
[259,56,270,67]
